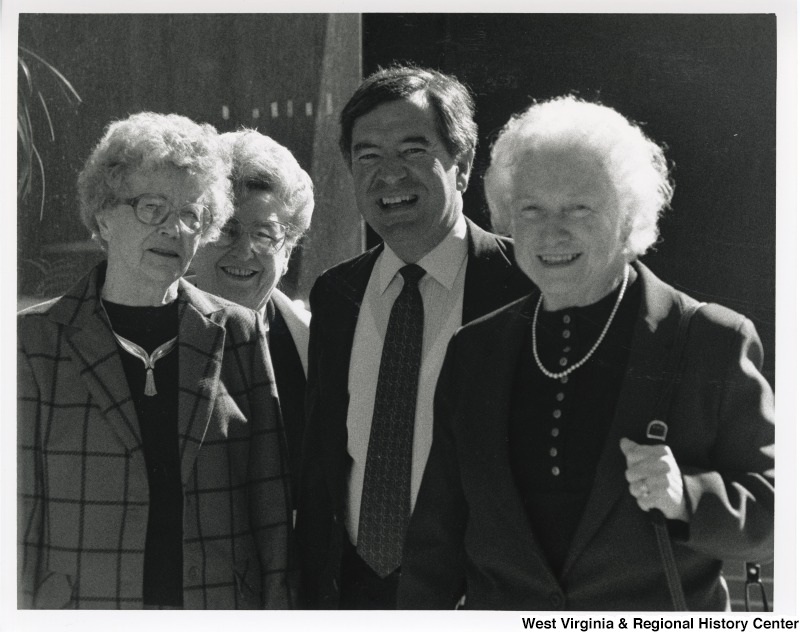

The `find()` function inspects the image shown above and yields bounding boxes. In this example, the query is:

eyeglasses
[216,219,291,255]
[120,193,211,234]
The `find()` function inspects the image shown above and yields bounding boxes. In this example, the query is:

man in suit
[295,65,533,609]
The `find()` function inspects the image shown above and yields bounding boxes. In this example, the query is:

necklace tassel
[100,301,177,398]
[144,368,157,396]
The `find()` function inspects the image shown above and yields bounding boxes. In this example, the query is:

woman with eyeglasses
[192,129,315,508]
[17,113,293,609]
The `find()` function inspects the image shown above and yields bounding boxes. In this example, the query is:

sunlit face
[349,93,472,262]
[97,165,206,305]
[191,190,293,312]
[508,146,629,311]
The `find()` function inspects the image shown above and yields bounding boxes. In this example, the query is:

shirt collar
[377,214,468,295]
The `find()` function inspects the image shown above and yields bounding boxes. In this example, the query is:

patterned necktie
[357,263,426,578]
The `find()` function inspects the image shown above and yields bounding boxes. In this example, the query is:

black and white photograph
[2,0,795,629]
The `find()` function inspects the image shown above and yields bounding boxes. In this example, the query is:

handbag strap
[648,300,705,611]
[648,301,770,612]
[745,562,770,611]
[653,301,706,422]
[651,512,687,610]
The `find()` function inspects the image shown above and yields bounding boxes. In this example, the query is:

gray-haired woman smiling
[192,129,314,508]
[399,96,774,610]
[18,112,293,609]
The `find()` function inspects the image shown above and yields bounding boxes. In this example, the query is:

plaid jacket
[18,263,293,609]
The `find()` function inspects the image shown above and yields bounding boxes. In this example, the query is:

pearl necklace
[101,300,178,397]
[532,265,629,380]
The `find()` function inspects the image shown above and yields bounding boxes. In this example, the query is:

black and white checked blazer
[18,263,294,609]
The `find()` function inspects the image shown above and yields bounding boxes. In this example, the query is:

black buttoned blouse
[509,272,642,576]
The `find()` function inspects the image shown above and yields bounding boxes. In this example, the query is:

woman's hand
[619,437,690,522]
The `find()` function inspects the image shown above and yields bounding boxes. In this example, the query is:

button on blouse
[508,276,641,575]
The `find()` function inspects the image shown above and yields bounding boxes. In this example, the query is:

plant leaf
[18,57,33,95]
[36,90,55,141]
[17,100,34,200]
[17,44,82,221]
[31,143,46,221]
[19,45,82,104]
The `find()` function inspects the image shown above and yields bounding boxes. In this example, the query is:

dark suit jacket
[397,261,775,610]
[296,218,534,608]
[268,296,307,507]
[18,263,294,609]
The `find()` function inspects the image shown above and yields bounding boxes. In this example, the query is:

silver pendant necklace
[101,300,177,396]
[531,265,629,380]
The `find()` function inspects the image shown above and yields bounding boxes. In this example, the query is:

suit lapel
[50,264,142,452]
[176,281,227,485]
[462,218,527,323]
[318,248,382,500]
[468,297,555,572]
[322,246,381,398]
[561,262,683,577]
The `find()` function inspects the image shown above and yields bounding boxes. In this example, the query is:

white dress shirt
[345,215,469,544]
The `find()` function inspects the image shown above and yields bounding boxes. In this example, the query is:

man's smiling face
[349,92,472,263]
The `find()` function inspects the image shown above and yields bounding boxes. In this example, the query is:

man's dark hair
[339,64,478,164]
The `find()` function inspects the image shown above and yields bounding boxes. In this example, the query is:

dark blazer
[296,218,534,608]
[268,295,308,507]
[397,262,775,611]
[18,263,294,609]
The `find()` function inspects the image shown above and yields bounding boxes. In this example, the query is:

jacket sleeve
[17,324,44,608]
[680,312,775,562]
[398,338,468,609]
[246,314,294,608]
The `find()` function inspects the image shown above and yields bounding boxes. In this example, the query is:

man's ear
[455,148,475,193]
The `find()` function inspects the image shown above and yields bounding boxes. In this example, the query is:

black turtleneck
[102,298,183,608]
[508,270,642,576]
